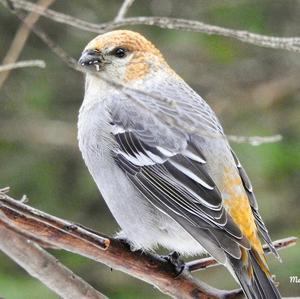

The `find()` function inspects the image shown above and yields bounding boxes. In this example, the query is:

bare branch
[0,0,54,89]
[1,0,300,53]
[114,0,135,22]
[0,191,296,299]
[0,190,244,299]
[0,225,108,299]
[0,194,110,250]
[187,237,297,272]
[227,134,282,146]
[0,60,46,72]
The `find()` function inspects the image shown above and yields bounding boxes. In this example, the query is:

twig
[0,60,46,72]
[0,0,54,89]
[1,0,300,53]
[186,237,297,272]
[0,225,108,299]
[227,134,282,146]
[114,0,135,21]
[0,191,296,299]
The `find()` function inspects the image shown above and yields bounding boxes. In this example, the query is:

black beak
[78,50,102,67]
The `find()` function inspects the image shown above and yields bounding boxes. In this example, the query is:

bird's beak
[78,50,103,71]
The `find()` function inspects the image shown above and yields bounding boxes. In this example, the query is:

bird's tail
[228,248,282,299]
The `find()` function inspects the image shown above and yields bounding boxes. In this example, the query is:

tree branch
[0,190,240,299]
[0,190,296,299]
[0,224,108,299]
[0,0,54,89]
[1,0,300,53]
[0,60,45,72]
[186,237,297,272]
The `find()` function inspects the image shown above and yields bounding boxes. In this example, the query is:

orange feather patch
[221,168,267,260]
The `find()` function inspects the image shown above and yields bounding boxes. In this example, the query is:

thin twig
[1,0,300,53]
[227,134,282,146]
[114,0,135,21]
[0,0,54,89]
[0,225,108,299]
[186,237,297,272]
[0,60,46,72]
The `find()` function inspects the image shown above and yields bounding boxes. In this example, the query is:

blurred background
[0,0,299,298]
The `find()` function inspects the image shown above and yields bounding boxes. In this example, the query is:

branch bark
[0,190,239,299]
[1,0,299,53]
[0,190,296,299]
[0,224,108,299]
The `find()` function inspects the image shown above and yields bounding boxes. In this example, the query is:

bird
[77,30,281,299]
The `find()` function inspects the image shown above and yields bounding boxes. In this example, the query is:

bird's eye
[112,47,127,58]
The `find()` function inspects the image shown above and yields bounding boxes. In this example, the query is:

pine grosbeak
[78,30,281,299]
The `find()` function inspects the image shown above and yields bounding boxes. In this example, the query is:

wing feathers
[113,127,251,259]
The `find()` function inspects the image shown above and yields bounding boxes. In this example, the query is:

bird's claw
[161,251,186,277]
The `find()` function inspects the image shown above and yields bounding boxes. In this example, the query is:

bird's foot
[161,251,185,277]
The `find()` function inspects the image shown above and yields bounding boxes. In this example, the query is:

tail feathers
[229,250,281,299]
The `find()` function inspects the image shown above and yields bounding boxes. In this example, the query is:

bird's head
[78,30,168,83]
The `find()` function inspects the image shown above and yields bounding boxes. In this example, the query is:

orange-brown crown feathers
[84,30,164,59]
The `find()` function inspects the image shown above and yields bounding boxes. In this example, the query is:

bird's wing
[107,82,251,264]
[107,80,282,299]
[230,150,280,259]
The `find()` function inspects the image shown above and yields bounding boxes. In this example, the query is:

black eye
[113,47,126,58]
